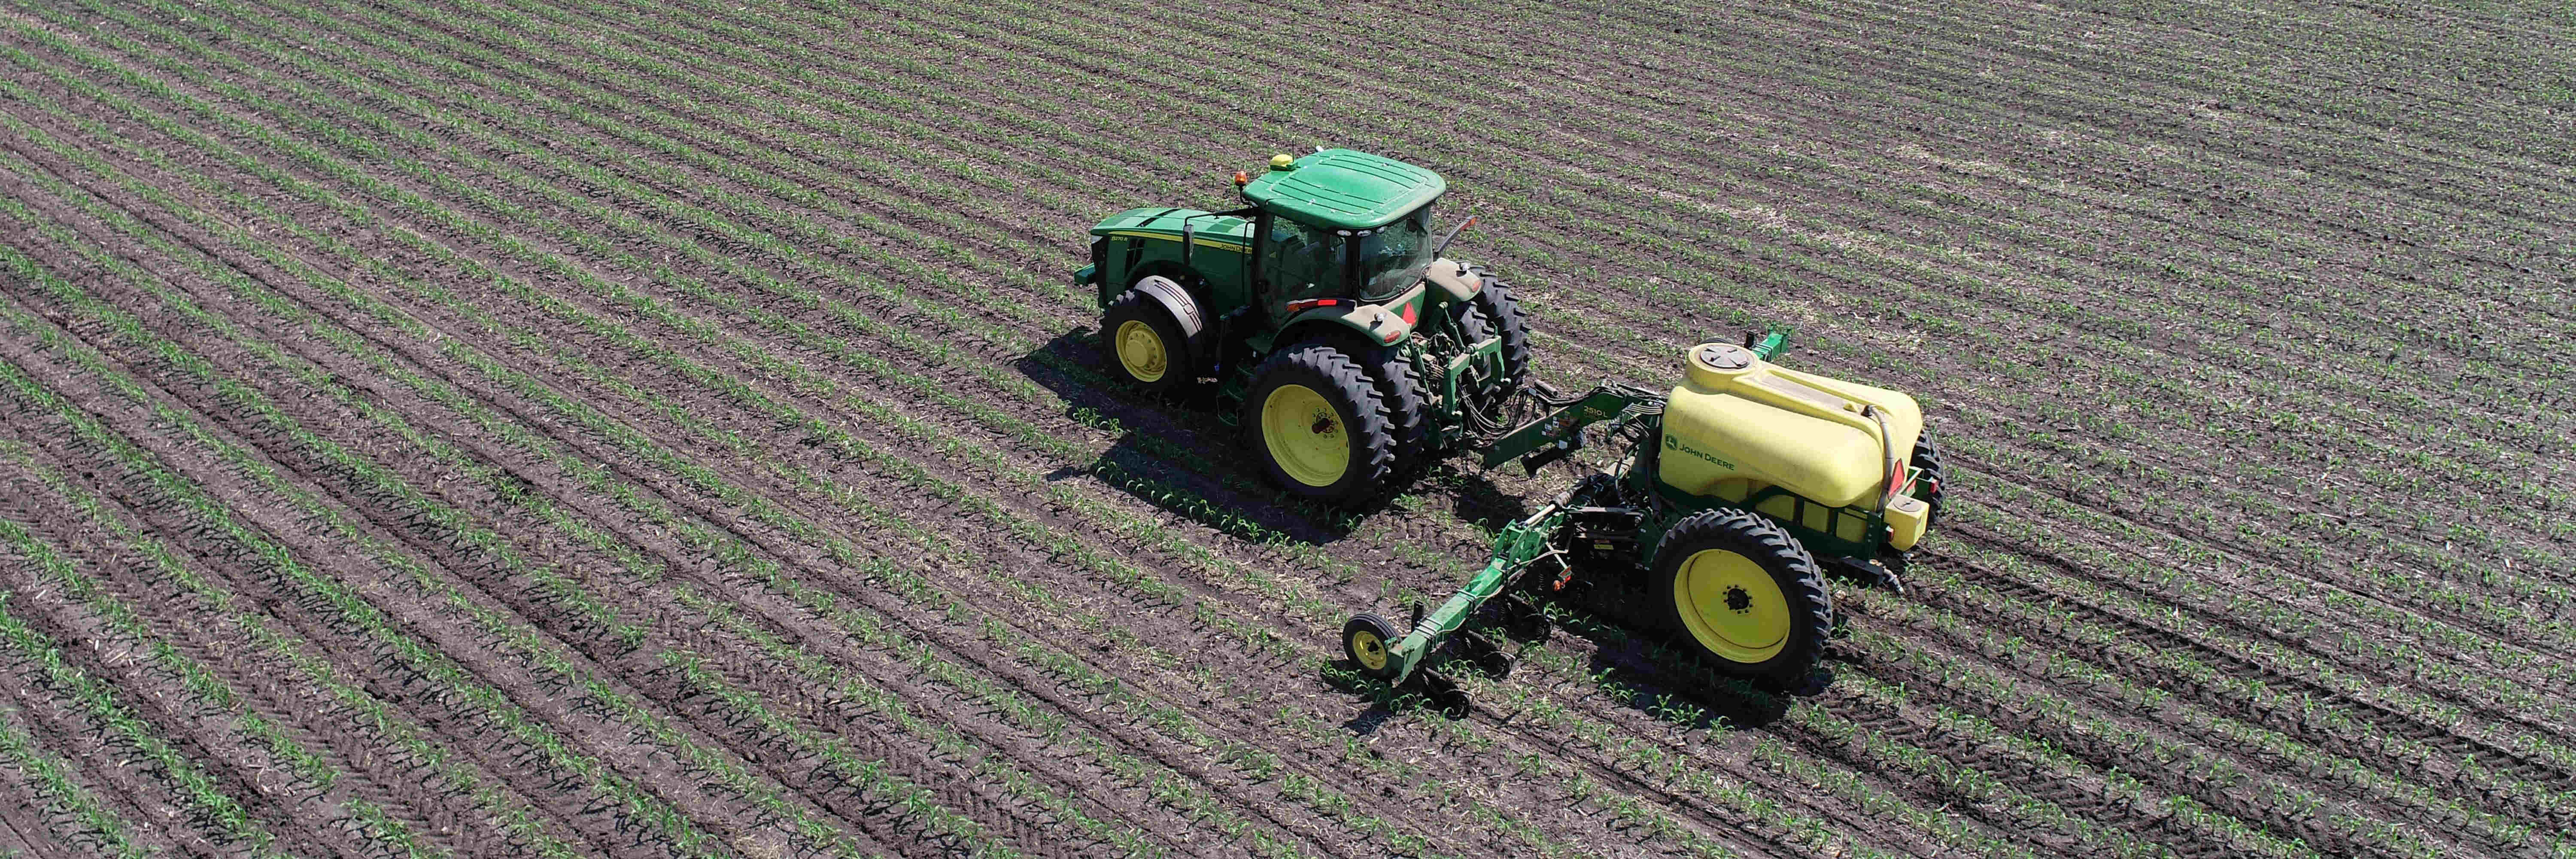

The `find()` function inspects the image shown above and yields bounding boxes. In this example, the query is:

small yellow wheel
[1343,613,1401,680]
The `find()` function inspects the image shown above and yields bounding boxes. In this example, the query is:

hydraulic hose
[1863,405,1898,519]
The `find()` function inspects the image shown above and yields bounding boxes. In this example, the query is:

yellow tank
[1659,343,1930,550]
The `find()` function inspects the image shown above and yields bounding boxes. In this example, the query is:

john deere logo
[1665,434,1736,470]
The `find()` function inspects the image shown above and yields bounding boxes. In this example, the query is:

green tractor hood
[1241,149,1445,231]
[1088,207,1254,250]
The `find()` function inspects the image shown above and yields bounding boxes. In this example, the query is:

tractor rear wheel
[1650,509,1833,682]
[1469,275,1532,402]
[1243,343,1395,504]
[1909,426,1946,524]
[1100,285,1197,392]
[1358,345,1430,472]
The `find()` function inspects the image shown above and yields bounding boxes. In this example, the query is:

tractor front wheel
[1651,509,1833,682]
[1449,276,1531,417]
[1100,283,1198,392]
[1358,344,1430,472]
[1243,344,1396,504]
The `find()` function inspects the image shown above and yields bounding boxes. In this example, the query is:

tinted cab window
[1263,217,1344,303]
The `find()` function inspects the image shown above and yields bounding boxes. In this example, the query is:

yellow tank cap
[1270,154,1296,170]
[1684,342,1759,390]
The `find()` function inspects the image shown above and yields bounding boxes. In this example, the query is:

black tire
[1650,509,1833,682]
[1909,426,1946,524]
[1242,343,1396,504]
[1342,613,1402,680]
[1100,289,1192,392]
[1451,302,1527,428]
[1357,344,1431,472]
[1469,274,1532,399]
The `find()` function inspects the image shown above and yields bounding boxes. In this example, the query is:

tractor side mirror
[1431,215,1479,260]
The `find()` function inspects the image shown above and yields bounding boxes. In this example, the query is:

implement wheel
[1342,613,1402,680]
[1244,344,1395,504]
[1651,509,1833,682]
[1909,426,1947,525]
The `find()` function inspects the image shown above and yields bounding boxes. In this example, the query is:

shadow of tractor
[1014,328,1537,543]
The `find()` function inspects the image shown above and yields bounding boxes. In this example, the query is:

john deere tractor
[1075,149,1529,504]
[1340,334,1947,694]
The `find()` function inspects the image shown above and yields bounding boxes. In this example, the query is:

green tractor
[1075,149,1530,503]
[1341,335,1947,696]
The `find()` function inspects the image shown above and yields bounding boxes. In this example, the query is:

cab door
[1258,216,1346,314]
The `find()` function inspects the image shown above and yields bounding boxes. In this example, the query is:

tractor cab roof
[1241,149,1445,232]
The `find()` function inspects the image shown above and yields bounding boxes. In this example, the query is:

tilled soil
[0,0,2569,856]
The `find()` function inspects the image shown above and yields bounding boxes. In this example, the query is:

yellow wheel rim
[1115,320,1167,383]
[1261,384,1349,487]
[1672,548,1791,664]
[1350,628,1389,672]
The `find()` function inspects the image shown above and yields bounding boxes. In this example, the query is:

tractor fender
[1131,275,1206,341]
[1276,302,1415,350]
[1420,258,1483,304]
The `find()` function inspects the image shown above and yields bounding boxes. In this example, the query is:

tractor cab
[1238,150,1446,329]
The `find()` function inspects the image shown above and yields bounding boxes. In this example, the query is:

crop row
[0,112,1228,859]
[392,0,2566,606]
[0,454,469,859]
[176,0,2555,621]
[10,1,2555,856]
[136,0,2555,660]
[206,0,2576,835]
[0,45,1546,856]
[0,20,1968,856]
[0,700,152,858]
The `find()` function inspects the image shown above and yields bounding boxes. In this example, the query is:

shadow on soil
[1023,331,1797,732]
[1014,329,1535,543]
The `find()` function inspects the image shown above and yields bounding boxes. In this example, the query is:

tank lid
[1685,342,1757,390]
[1692,342,1755,371]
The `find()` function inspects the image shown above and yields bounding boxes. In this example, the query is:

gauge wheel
[1343,613,1402,680]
